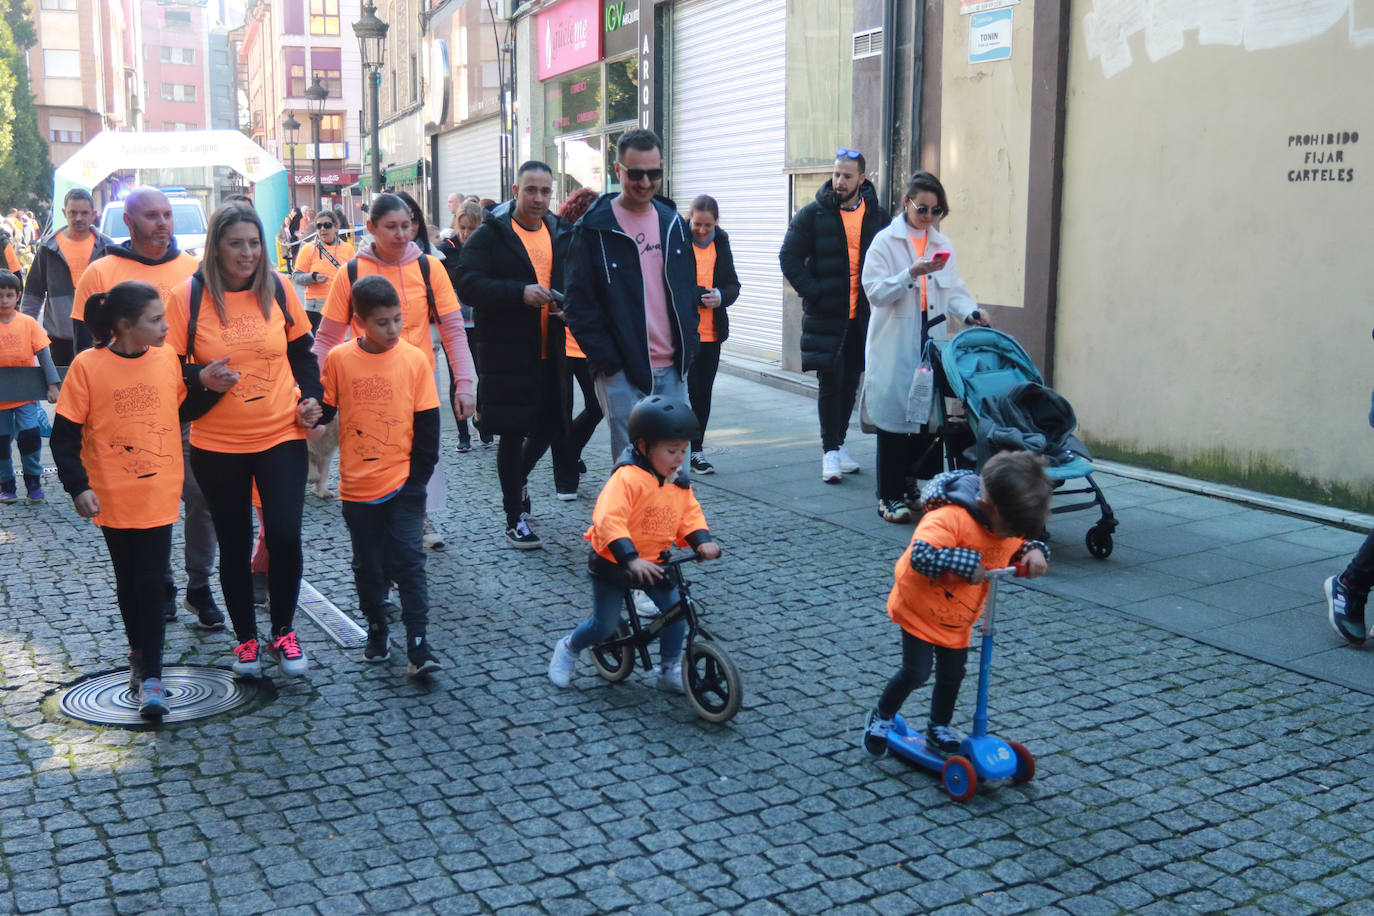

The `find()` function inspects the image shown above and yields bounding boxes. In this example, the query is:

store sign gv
[537,0,602,81]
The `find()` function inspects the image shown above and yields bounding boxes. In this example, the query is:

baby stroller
[936,327,1117,559]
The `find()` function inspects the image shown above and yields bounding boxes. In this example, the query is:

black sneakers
[863,708,893,758]
[183,586,226,631]
[1325,575,1368,646]
[363,624,390,663]
[690,454,714,475]
[926,722,963,755]
[506,518,541,549]
[407,636,442,677]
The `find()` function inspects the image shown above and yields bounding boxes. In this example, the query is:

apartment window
[41,0,78,9]
[164,9,190,27]
[161,83,197,102]
[48,115,83,144]
[43,50,81,78]
[315,113,344,143]
[161,46,196,65]
[309,0,340,36]
[162,121,195,131]
[283,0,304,34]
[410,55,418,102]
[285,47,307,96]
[310,48,342,98]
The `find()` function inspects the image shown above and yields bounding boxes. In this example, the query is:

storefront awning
[385,161,422,184]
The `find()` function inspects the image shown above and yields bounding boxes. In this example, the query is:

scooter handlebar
[986,564,1029,580]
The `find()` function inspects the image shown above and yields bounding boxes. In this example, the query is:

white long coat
[860,215,978,433]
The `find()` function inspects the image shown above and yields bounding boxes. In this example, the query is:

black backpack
[345,255,439,324]
[183,270,292,363]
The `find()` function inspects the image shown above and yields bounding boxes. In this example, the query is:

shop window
[784,0,853,169]
[309,0,340,36]
[544,64,602,137]
[604,56,638,126]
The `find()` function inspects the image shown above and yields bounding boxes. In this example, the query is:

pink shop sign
[536,0,602,81]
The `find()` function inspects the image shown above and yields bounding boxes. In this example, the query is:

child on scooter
[862,450,1052,758]
[548,395,721,691]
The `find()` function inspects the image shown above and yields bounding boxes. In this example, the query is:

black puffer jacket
[778,180,888,372]
[456,202,569,436]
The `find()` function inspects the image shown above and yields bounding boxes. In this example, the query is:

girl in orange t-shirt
[51,280,232,721]
[683,196,742,476]
[164,203,324,681]
[0,269,59,501]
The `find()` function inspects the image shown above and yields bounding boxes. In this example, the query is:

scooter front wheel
[683,640,742,724]
[941,756,978,802]
[590,624,635,682]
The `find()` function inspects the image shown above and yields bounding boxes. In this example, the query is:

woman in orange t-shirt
[165,203,324,681]
[683,195,741,476]
[51,280,232,720]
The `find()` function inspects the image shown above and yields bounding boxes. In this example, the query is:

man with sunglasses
[780,148,889,484]
[563,129,700,464]
[292,214,356,332]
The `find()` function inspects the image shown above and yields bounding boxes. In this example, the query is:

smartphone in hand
[929,251,951,268]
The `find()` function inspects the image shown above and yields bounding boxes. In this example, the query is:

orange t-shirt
[694,241,719,343]
[840,200,866,319]
[0,313,51,410]
[165,280,313,453]
[887,505,1025,649]
[512,219,554,359]
[296,240,356,300]
[72,251,199,321]
[322,338,440,502]
[908,232,929,313]
[319,255,461,368]
[585,463,709,564]
[54,344,186,528]
[55,232,97,291]
[3,243,18,273]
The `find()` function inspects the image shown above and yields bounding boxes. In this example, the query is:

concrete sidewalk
[702,370,1374,696]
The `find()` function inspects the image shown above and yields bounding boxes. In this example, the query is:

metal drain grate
[57,666,271,726]
[297,581,367,648]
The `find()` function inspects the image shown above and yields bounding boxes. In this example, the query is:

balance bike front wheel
[683,640,742,723]
[590,624,634,682]
[941,756,978,802]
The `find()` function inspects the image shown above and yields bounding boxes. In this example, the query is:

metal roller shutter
[436,117,503,204]
[670,0,787,361]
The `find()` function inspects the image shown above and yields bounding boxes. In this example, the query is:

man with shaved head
[72,187,224,632]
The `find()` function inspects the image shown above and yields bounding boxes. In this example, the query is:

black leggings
[101,525,172,679]
[877,630,968,726]
[190,440,307,642]
[875,429,944,502]
[687,341,721,453]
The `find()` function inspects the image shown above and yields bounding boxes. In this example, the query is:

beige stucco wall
[939,0,1035,309]
[1056,13,1374,498]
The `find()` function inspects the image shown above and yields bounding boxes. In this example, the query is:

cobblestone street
[1,373,1372,915]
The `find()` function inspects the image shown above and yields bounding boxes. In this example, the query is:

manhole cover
[57,666,273,726]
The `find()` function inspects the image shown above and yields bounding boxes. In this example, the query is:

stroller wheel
[1085,525,1113,560]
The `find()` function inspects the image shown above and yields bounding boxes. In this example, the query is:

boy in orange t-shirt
[0,270,60,501]
[547,396,722,692]
[861,451,1052,758]
[321,275,443,677]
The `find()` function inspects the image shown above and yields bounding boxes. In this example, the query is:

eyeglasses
[617,163,664,183]
[836,148,862,160]
[907,203,946,217]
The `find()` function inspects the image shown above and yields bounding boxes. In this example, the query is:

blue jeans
[594,365,688,461]
[569,575,685,665]
[0,403,43,480]
[341,485,429,637]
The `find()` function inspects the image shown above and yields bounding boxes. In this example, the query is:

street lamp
[282,110,301,209]
[352,1,389,196]
[305,75,329,210]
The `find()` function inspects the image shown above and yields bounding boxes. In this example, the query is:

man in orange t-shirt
[69,187,222,631]
[456,161,571,549]
[20,188,114,366]
[779,149,888,485]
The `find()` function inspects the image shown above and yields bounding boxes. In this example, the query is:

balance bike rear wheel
[590,624,634,682]
[1007,740,1035,784]
[684,640,742,724]
[941,756,978,802]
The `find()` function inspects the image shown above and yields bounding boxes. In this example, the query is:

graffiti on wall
[1083,0,1374,78]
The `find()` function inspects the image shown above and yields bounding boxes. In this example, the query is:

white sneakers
[548,637,578,687]
[822,446,860,483]
[657,660,686,694]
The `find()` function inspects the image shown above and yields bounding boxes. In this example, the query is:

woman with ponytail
[51,280,235,721]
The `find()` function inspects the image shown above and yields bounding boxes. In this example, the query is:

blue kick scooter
[886,566,1035,802]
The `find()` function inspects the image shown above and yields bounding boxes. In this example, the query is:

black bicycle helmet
[627,395,700,446]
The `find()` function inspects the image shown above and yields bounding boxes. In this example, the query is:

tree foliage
[0,0,53,218]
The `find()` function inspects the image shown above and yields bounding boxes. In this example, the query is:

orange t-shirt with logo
[72,251,199,321]
[585,463,709,564]
[296,240,356,300]
[55,344,186,528]
[55,232,97,291]
[322,338,440,502]
[840,200,866,319]
[694,241,719,343]
[512,219,554,359]
[320,255,461,368]
[887,505,1025,649]
[0,313,51,410]
[165,280,313,453]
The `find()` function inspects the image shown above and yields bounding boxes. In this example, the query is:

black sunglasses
[315,222,334,229]
[907,203,946,217]
[836,148,862,159]
[618,164,664,182]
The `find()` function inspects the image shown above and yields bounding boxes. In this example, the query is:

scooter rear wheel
[590,624,635,682]
[1007,739,1035,784]
[683,640,742,724]
[941,756,978,802]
